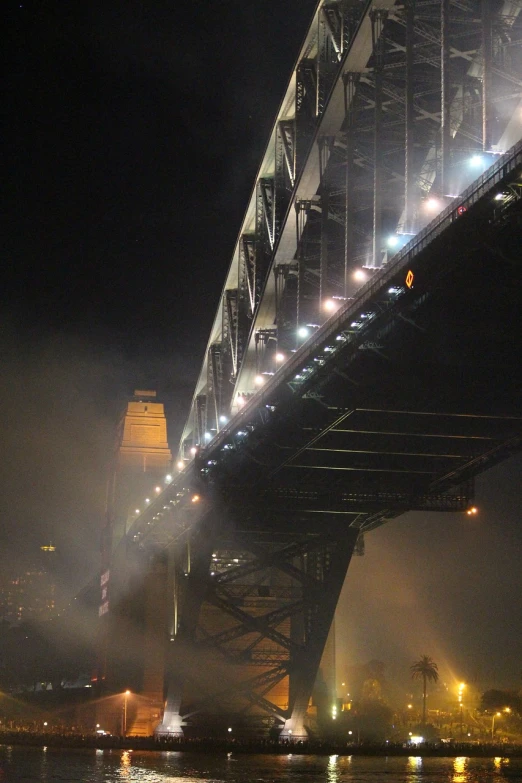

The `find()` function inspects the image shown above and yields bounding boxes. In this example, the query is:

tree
[410,655,439,726]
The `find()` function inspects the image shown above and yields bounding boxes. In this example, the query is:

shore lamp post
[123,690,131,736]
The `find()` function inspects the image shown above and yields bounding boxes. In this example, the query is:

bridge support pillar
[155,511,219,738]
[280,525,359,740]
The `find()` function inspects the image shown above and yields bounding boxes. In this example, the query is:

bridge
[104,0,522,739]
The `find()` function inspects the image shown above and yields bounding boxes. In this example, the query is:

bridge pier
[280,525,359,739]
[155,510,220,738]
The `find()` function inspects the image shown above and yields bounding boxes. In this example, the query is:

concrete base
[279,717,308,742]
[154,713,184,738]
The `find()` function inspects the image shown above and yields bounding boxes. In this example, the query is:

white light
[237,396,246,408]
[219,415,228,424]
[145,498,150,504]
[135,509,140,514]
[177,460,184,470]
[190,447,197,456]
[353,269,367,282]
[470,154,484,167]
[204,431,212,441]
[155,486,161,493]
[323,298,337,312]
[255,375,265,386]
[387,235,399,248]
[165,474,172,483]
[297,326,309,339]
[275,352,285,363]
[424,197,441,213]
[494,192,505,201]
[227,727,232,733]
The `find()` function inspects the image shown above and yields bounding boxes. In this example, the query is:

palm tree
[410,655,439,726]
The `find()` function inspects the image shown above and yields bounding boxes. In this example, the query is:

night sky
[3,0,521,695]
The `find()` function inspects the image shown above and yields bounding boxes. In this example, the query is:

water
[0,747,520,782]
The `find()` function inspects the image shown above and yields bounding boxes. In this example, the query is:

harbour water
[0,747,520,782]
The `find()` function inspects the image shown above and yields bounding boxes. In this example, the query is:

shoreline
[1,734,521,758]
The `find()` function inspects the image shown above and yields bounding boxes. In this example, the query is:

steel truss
[180,0,522,452]
[124,0,522,740]
[157,511,359,737]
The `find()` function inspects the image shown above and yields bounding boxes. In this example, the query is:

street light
[458,683,466,736]
[123,690,131,737]
[491,711,502,739]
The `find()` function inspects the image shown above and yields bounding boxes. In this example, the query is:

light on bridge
[145,498,150,504]
[190,446,198,456]
[387,235,400,249]
[165,474,172,483]
[424,196,443,214]
[275,352,285,363]
[255,375,265,386]
[469,154,485,168]
[155,486,161,493]
[219,415,228,424]
[135,509,140,514]
[297,326,310,339]
[204,431,212,441]
[177,460,184,470]
[353,269,367,283]
[323,298,338,313]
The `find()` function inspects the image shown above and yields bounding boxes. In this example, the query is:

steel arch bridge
[113,0,522,739]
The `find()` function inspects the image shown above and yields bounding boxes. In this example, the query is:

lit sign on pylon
[405,270,414,288]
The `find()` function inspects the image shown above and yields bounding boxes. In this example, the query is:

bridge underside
[153,188,521,737]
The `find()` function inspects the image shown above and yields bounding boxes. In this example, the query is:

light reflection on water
[0,747,521,781]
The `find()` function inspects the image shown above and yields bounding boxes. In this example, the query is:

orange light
[191,495,200,503]
[466,506,478,515]
[405,270,414,288]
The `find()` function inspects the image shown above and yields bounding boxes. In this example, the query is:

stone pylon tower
[96,391,172,733]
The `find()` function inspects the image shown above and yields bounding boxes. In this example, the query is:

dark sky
[2,0,522,695]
